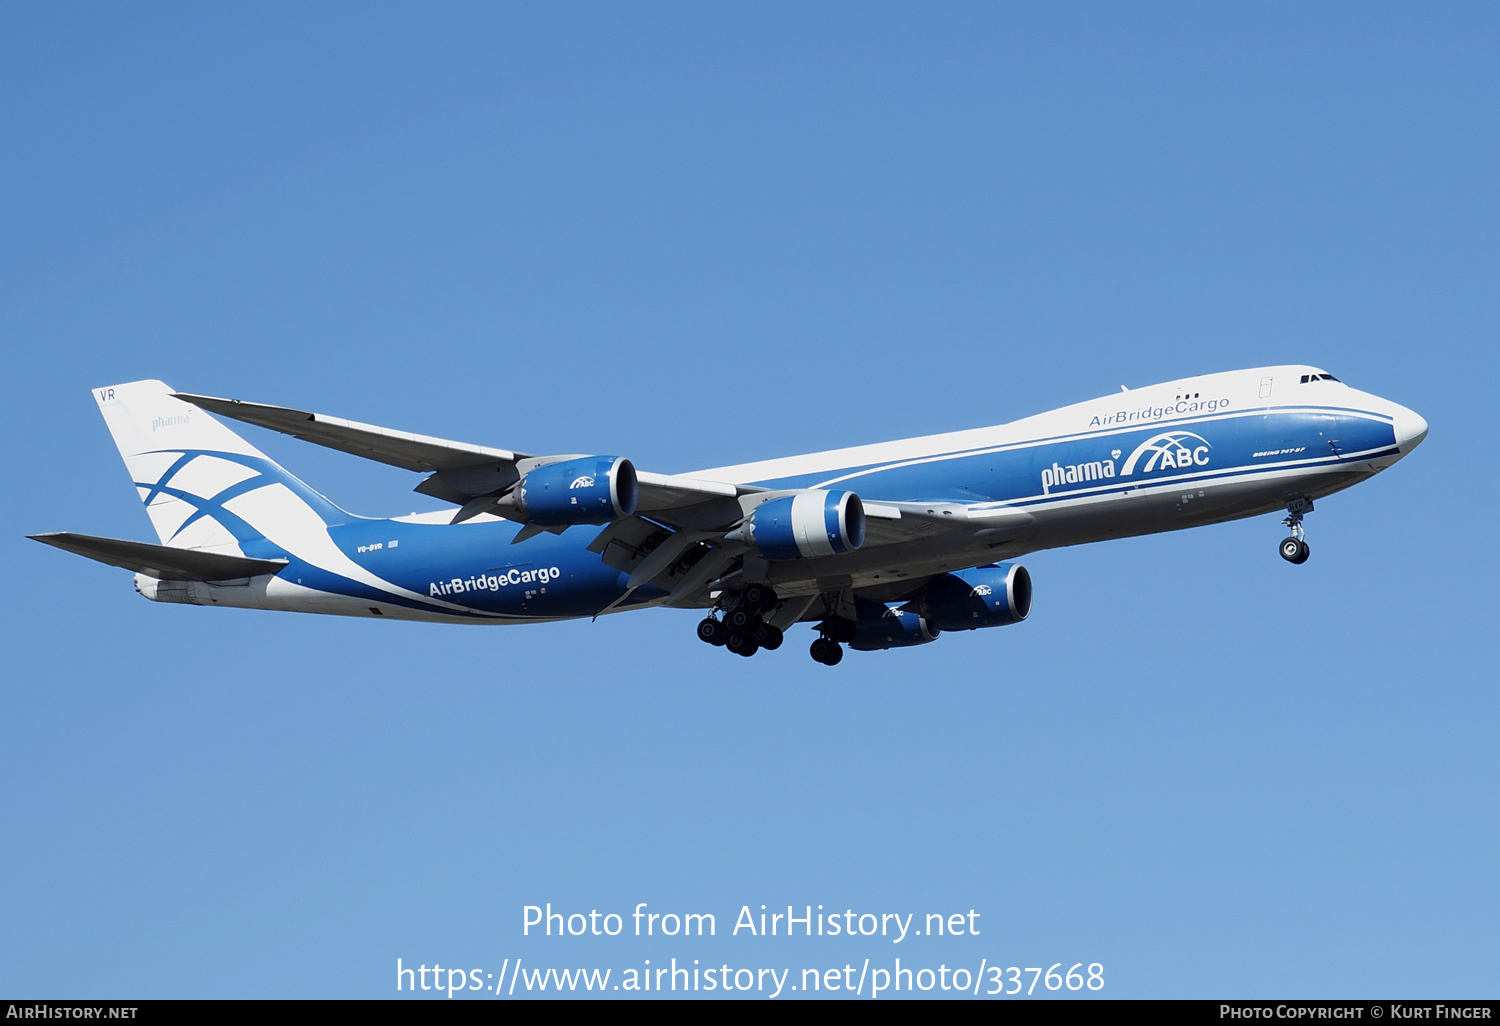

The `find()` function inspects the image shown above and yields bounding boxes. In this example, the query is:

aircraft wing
[174,393,530,472]
[174,392,754,521]
[175,391,1031,533]
[171,392,1033,601]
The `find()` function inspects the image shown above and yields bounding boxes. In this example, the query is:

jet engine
[849,598,940,651]
[919,563,1032,631]
[502,456,638,526]
[735,490,866,561]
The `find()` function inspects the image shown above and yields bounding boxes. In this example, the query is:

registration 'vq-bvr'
[34,367,1427,665]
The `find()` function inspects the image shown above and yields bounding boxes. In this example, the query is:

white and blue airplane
[33,368,1426,665]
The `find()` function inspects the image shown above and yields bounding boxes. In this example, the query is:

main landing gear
[809,616,856,666]
[1279,498,1312,564]
[696,582,784,658]
[809,637,842,666]
[696,585,858,666]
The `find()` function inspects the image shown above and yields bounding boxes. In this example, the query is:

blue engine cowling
[740,490,866,561]
[514,456,638,526]
[849,597,940,651]
[920,563,1032,631]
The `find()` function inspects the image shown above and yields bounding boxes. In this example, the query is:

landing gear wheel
[753,623,784,650]
[725,606,757,633]
[741,582,777,613]
[1279,499,1312,564]
[810,637,843,665]
[727,633,760,658]
[696,618,727,646]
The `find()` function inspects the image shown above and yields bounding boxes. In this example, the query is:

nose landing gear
[1279,498,1312,564]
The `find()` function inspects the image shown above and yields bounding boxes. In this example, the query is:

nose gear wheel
[1278,498,1313,564]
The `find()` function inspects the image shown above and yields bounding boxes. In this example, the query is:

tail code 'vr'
[93,380,345,557]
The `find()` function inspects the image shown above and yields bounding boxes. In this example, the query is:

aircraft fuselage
[125,365,1427,626]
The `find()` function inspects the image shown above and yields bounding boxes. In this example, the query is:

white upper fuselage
[698,365,1425,491]
[682,365,1426,595]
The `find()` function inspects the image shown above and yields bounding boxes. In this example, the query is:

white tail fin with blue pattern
[93,380,343,557]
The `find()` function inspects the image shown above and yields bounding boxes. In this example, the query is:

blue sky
[2,2,1496,999]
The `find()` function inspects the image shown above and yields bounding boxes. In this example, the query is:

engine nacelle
[508,456,638,526]
[920,563,1032,631]
[849,598,940,651]
[738,490,866,561]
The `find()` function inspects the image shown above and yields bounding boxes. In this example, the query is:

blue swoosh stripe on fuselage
[743,409,1397,506]
[712,405,1394,496]
[1003,447,1400,509]
[312,517,651,619]
[295,406,1395,619]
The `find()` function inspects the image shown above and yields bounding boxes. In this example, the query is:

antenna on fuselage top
[1119,385,1129,392]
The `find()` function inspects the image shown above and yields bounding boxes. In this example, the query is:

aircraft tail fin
[91,380,347,555]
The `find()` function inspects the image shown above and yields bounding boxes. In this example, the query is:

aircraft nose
[1393,405,1429,454]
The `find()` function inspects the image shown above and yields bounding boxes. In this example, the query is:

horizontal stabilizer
[29,532,288,582]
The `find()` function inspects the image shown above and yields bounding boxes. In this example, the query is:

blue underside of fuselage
[279,406,1398,621]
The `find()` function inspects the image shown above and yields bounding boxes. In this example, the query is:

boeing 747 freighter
[32,368,1426,664]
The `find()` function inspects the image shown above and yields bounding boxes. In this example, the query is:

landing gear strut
[1279,498,1312,564]
[696,585,783,657]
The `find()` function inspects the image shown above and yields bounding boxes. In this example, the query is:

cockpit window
[1300,373,1342,383]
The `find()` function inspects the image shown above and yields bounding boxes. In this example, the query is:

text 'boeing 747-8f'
[32,368,1427,665]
